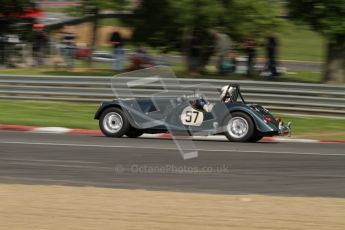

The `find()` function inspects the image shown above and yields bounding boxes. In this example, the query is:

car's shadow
[92,135,278,144]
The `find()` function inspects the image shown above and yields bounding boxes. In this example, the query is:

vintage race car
[94,84,291,142]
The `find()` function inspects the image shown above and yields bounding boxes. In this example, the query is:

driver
[220,85,238,103]
[191,97,213,112]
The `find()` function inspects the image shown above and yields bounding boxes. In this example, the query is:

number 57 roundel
[180,106,204,126]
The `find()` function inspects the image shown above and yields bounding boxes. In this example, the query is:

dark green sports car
[95,84,291,142]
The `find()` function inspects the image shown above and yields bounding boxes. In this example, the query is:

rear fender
[227,105,277,134]
[94,101,143,129]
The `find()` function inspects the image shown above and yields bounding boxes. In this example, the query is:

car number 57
[181,106,204,126]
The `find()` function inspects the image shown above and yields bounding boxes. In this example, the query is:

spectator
[60,26,76,68]
[130,44,154,70]
[243,34,256,76]
[188,35,201,73]
[222,50,238,73]
[212,30,232,75]
[32,24,48,66]
[265,32,278,78]
[0,36,5,66]
[109,29,125,71]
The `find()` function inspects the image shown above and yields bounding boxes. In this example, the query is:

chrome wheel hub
[103,112,123,133]
[227,117,249,139]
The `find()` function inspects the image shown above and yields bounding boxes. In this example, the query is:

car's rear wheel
[99,107,130,137]
[224,112,255,142]
[126,128,143,138]
[250,133,263,142]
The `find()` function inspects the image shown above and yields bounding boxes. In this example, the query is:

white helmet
[219,85,238,102]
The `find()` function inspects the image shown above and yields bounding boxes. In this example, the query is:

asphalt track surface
[0,131,344,197]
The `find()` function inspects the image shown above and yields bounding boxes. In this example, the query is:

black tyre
[126,128,143,138]
[99,107,130,137]
[224,112,255,142]
[250,133,263,142]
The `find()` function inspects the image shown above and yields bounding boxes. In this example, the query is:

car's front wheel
[224,112,255,142]
[99,107,130,137]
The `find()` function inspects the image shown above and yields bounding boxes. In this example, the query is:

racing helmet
[219,85,238,102]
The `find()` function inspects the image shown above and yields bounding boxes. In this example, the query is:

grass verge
[0,100,99,130]
[0,100,344,140]
[278,24,325,62]
[0,66,323,83]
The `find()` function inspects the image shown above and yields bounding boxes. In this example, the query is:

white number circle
[181,106,204,126]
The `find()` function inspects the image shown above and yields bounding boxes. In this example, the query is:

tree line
[1,0,344,82]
